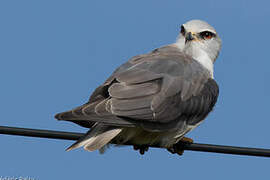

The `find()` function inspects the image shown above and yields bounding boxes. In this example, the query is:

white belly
[114,120,204,148]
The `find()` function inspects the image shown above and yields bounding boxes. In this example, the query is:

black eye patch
[180,25,185,35]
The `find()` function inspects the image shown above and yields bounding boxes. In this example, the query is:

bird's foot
[167,145,185,156]
[167,137,193,156]
[133,145,149,155]
[180,136,194,144]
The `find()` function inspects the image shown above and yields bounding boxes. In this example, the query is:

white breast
[191,48,214,78]
[174,42,214,78]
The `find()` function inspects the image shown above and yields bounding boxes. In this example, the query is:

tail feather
[84,128,122,151]
[66,124,122,152]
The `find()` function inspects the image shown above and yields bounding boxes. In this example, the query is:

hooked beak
[185,32,194,43]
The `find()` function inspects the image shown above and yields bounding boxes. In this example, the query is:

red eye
[200,31,215,40]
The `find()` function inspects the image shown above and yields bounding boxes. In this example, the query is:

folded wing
[55,45,218,132]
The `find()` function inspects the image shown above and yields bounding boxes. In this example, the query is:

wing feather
[108,82,159,99]
[55,45,219,132]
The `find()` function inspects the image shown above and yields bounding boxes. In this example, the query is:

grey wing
[55,46,218,131]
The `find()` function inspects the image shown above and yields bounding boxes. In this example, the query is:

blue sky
[0,0,270,179]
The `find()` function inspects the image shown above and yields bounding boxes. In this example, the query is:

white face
[176,20,222,63]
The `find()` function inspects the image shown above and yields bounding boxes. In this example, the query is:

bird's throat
[185,46,214,78]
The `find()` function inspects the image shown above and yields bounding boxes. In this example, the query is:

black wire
[0,125,270,158]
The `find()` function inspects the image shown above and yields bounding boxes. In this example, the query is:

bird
[55,19,222,155]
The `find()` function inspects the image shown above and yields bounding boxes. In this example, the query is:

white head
[175,20,222,77]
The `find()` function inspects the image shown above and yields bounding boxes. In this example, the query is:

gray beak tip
[185,32,194,43]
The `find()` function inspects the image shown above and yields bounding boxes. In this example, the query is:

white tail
[66,124,122,152]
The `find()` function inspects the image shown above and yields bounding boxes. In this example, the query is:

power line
[0,125,270,158]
